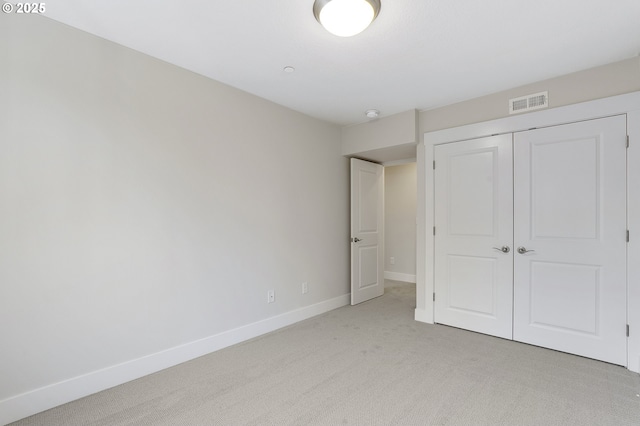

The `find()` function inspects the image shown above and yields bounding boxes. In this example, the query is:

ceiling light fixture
[313,0,381,37]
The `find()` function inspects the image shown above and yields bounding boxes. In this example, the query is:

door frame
[417,90,640,373]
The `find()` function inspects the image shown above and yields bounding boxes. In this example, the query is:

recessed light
[365,109,380,119]
[283,66,296,73]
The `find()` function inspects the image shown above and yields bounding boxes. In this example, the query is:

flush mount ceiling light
[313,0,381,37]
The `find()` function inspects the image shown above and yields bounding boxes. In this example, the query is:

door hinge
[627,135,630,148]
[433,160,436,170]
[627,230,630,242]
[433,293,436,302]
[433,226,436,236]
[627,324,630,337]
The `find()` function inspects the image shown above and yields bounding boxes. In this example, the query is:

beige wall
[384,163,417,280]
[0,13,348,419]
[342,109,418,161]
[420,57,640,133]
[340,58,640,164]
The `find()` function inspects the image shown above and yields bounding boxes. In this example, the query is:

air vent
[509,91,549,114]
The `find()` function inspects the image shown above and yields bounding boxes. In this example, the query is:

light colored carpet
[12,281,640,425]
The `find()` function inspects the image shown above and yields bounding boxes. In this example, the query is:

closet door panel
[513,115,627,365]
[434,134,513,339]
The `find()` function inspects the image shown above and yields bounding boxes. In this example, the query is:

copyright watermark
[2,2,46,13]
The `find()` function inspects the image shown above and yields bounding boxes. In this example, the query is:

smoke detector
[365,109,380,119]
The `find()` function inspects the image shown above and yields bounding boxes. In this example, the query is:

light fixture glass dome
[313,0,381,37]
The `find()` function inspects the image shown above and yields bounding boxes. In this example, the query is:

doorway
[350,159,417,306]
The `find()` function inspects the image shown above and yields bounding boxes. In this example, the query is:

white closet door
[434,135,514,339]
[513,115,627,365]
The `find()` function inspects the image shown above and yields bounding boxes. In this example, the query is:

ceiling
[44,0,640,126]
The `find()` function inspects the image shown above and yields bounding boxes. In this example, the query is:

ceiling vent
[509,91,548,114]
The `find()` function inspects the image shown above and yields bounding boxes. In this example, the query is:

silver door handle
[352,237,362,243]
[492,246,510,253]
[517,246,535,254]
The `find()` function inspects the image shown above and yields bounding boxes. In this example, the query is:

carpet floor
[12,281,640,425]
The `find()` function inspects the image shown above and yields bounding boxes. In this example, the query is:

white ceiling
[44,0,640,126]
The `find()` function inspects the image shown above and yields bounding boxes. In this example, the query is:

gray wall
[340,57,640,160]
[342,110,418,159]
[384,163,417,280]
[0,13,349,407]
[420,57,640,132]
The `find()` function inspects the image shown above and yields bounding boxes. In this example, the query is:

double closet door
[434,115,628,365]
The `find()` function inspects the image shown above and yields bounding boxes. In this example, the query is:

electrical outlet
[267,289,275,303]
[302,282,308,294]
[390,257,395,265]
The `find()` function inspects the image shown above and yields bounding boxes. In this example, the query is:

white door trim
[627,109,640,373]
[418,90,640,372]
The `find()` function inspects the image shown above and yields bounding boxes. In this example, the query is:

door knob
[492,246,510,253]
[352,237,362,243]
[517,246,535,254]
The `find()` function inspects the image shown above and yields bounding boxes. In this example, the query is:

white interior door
[513,115,628,365]
[350,158,384,305]
[434,135,514,339]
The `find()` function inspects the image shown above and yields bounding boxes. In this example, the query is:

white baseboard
[0,294,350,425]
[384,271,416,283]
[631,355,640,374]
[414,308,433,324]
